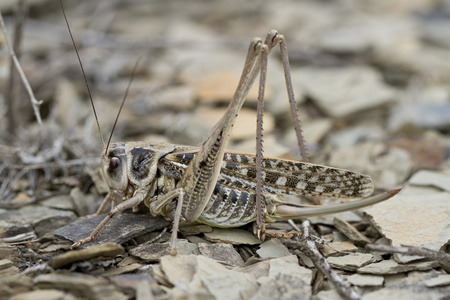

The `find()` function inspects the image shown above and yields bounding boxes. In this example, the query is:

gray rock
[257,239,291,259]
[0,206,76,238]
[297,66,397,118]
[129,239,199,262]
[363,271,450,300]
[327,253,374,271]
[424,274,450,287]
[41,195,74,211]
[54,212,169,247]
[268,255,313,284]
[34,273,127,300]
[364,185,450,263]
[198,243,244,267]
[358,258,439,275]
[203,228,262,245]
[346,274,384,287]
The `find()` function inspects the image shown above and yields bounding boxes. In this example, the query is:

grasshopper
[61,2,399,254]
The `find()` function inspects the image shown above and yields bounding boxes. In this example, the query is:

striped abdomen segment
[197,183,258,227]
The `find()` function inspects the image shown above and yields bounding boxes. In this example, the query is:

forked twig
[285,221,361,300]
[365,244,450,263]
[0,11,43,125]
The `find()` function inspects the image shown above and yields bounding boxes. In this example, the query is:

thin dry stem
[0,11,43,125]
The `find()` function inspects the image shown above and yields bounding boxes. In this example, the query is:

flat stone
[189,106,275,141]
[253,274,311,300]
[109,274,163,298]
[297,66,396,118]
[195,71,263,103]
[257,239,291,259]
[409,170,450,193]
[10,289,72,300]
[319,241,358,257]
[333,217,371,246]
[327,253,374,271]
[129,239,199,262]
[34,273,127,300]
[364,185,450,263]
[0,206,76,238]
[41,195,74,211]
[346,274,384,287]
[48,243,124,269]
[0,258,13,270]
[179,224,213,235]
[160,255,258,299]
[357,258,439,275]
[54,212,169,248]
[363,271,450,300]
[424,274,450,287]
[268,255,313,284]
[203,228,262,245]
[198,243,244,267]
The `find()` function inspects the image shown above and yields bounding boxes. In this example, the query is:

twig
[365,244,450,264]
[0,11,43,125]
[285,220,361,300]
[6,0,28,137]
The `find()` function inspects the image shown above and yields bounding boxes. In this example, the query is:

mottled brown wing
[164,151,374,199]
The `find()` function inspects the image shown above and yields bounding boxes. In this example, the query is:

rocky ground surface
[0,0,449,299]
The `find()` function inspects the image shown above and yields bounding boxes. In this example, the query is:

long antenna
[104,57,141,154]
[60,0,105,147]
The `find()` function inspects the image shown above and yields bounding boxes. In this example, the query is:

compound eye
[109,157,120,170]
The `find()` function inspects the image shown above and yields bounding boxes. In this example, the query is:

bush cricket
[61,1,400,255]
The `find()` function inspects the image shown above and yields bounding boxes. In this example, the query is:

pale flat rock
[195,71,264,103]
[297,66,397,118]
[314,289,346,300]
[424,274,450,287]
[268,255,313,284]
[284,118,333,149]
[160,255,258,300]
[203,228,262,245]
[364,186,450,263]
[409,170,450,193]
[41,195,74,211]
[320,241,358,257]
[253,274,311,300]
[129,239,199,262]
[0,205,76,238]
[327,253,374,271]
[198,243,244,267]
[346,274,384,287]
[10,289,74,300]
[34,273,127,300]
[363,271,450,300]
[257,239,291,259]
[236,255,299,280]
[189,106,275,141]
[358,258,439,275]
[0,259,13,270]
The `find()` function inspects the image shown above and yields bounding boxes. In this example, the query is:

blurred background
[1,0,450,203]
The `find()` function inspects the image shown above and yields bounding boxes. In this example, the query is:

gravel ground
[1,1,449,299]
